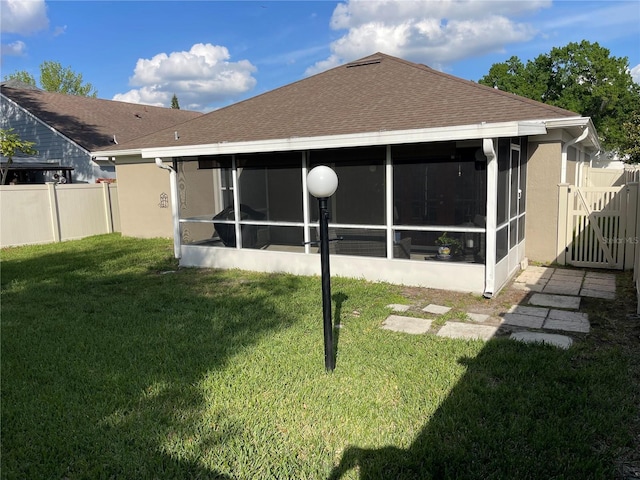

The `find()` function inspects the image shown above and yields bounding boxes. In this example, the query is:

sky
[1,0,639,112]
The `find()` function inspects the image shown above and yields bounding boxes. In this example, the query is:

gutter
[155,158,181,259]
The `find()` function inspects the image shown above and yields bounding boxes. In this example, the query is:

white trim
[92,120,550,159]
[483,138,498,298]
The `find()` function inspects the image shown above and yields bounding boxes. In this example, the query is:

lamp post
[307,166,339,372]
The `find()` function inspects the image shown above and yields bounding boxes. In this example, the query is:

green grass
[1,234,637,479]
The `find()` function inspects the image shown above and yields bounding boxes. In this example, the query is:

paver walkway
[382,266,617,349]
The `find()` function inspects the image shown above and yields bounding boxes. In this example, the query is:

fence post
[556,183,570,265]
[45,182,61,243]
[623,183,638,270]
[101,182,114,233]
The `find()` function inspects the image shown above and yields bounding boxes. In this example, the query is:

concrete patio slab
[507,305,549,317]
[529,293,581,310]
[466,312,490,322]
[512,282,545,292]
[543,281,582,296]
[510,331,573,349]
[381,315,433,334]
[543,309,590,333]
[585,272,617,280]
[581,281,616,291]
[583,276,616,287]
[437,322,498,341]
[501,313,545,329]
[580,288,616,299]
[422,304,451,315]
[387,304,411,312]
[550,269,585,278]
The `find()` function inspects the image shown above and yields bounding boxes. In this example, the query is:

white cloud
[0,0,49,34]
[1,40,26,56]
[113,43,257,111]
[631,64,640,85]
[307,0,549,75]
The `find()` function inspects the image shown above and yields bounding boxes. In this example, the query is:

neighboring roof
[1,84,202,152]
[96,52,582,157]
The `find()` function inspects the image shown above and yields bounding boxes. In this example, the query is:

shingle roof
[1,85,202,151]
[99,52,580,152]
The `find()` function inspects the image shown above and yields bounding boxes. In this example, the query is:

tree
[39,61,97,97]
[3,71,36,86]
[0,128,38,185]
[171,93,180,109]
[479,41,640,155]
[3,61,97,97]
[619,111,640,164]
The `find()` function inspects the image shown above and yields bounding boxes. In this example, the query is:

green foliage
[435,232,463,256]
[39,60,97,97]
[0,128,38,184]
[2,70,36,86]
[619,110,640,163]
[171,93,180,109]
[479,41,640,154]
[6,62,97,97]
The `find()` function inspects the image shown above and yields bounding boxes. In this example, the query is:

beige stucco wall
[116,158,173,238]
[525,141,563,263]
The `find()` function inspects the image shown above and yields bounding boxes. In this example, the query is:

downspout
[561,127,589,184]
[483,138,497,298]
[155,158,181,259]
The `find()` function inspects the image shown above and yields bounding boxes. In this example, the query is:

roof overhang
[92,118,592,160]
[543,116,601,151]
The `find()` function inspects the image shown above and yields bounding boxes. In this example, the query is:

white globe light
[307,165,338,198]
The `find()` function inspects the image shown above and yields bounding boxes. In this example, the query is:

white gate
[559,184,638,269]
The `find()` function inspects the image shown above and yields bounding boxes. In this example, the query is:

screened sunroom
[171,137,527,295]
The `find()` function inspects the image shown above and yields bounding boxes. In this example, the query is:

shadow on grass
[328,337,633,479]
[328,271,637,480]
[0,237,301,478]
[332,292,349,367]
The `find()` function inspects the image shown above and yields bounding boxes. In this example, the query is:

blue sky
[1,0,639,112]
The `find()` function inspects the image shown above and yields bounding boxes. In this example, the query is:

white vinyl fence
[0,182,120,248]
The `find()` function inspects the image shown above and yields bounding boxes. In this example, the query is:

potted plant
[435,232,463,260]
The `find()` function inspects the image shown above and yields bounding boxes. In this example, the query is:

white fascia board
[139,121,548,159]
[91,148,142,158]
[544,116,600,151]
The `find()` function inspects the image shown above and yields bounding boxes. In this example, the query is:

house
[0,81,201,184]
[93,52,600,295]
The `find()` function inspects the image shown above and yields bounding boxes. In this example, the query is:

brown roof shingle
[1,85,202,151]
[101,52,580,152]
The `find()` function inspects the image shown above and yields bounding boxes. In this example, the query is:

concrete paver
[507,305,549,317]
[387,304,411,312]
[543,281,581,296]
[543,309,590,333]
[580,288,615,299]
[436,322,498,341]
[529,293,581,310]
[381,266,614,347]
[510,331,573,349]
[381,315,432,334]
[422,304,451,315]
[466,312,490,322]
[501,313,545,329]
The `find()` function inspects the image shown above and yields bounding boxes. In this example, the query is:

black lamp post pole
[318,197,335,372]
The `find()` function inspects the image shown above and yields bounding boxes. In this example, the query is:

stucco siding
[525,141,562,263]
[116,159,173,238]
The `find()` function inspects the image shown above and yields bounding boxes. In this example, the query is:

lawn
[1,234,638,479]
